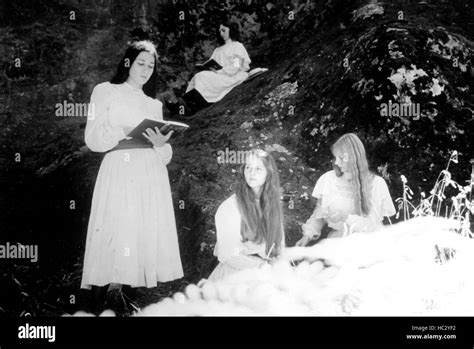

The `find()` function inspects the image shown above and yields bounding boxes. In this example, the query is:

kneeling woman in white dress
[295,133,396,246]
[183,21,251,114]
[81,41,184,314]
[209,150,285,281]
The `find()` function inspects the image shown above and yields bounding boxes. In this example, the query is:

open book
[244,67,269,83]
[196,58,223,71]
[127,118,189,143]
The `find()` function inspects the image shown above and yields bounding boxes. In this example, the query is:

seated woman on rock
[295,133,396,246]
[170,21,251,116]
[208,150,285,281]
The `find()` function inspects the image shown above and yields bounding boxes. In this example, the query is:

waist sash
[107,138,153,153]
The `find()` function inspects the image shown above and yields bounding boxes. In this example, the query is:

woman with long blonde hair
[209,149,284,280]
[296,133,395,245]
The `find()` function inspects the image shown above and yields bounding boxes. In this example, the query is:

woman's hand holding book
[142,127,173,148]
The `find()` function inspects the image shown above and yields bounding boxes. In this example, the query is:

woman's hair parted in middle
[217,21,241,44]
[110,40,159,98]
[234,150,284,258]
[331,133,373,216]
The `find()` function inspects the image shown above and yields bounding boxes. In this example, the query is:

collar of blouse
[122,81,143,93]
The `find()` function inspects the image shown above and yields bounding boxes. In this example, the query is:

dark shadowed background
[0,0,473,316]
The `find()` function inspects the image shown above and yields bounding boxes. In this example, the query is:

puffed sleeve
[370,176,396,220]
[84,82,127,152]
[312,171,330,199]
[236,42,251,69]
[311,171,334,220]
[213,196,263,269]
[301,200,325,239]
[302,172,334,238]
[151,99,173,165]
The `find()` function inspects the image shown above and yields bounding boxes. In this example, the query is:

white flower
[430,78,445,96]
[450,150,458,164]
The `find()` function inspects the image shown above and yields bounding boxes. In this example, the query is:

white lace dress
[81,82,183,289]
[302,170,396,239]
[186,41,251,103]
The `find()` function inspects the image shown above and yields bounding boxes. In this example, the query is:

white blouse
[211,41,251,77]
[84,82,172,163]
[302,170,396,238]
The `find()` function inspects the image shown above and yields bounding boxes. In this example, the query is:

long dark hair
[234,150,284,258]
[217,21,241,45]
[110,40,159,98]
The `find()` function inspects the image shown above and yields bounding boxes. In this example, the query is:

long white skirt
[186,70,248,103]
[81,148,184,289]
